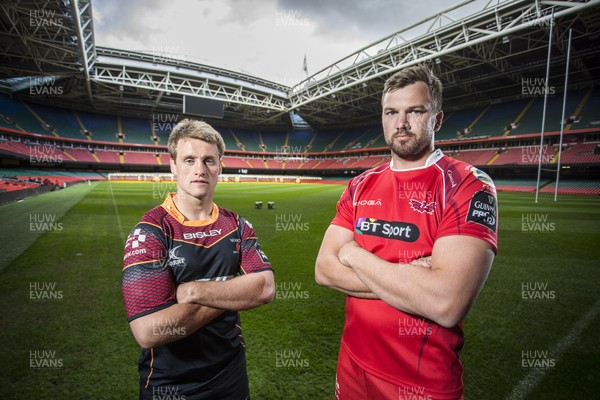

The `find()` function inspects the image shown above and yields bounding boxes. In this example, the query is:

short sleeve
[122,222,176,322]
[330,181,355,231]
[437,172,498,254]
[239,218,273,275]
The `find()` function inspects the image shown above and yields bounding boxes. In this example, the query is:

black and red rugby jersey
[122,193,272,390]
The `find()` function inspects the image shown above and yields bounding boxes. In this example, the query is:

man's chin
[390,144,430,161]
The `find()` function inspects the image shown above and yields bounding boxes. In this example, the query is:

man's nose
[194,161,206,175]
[395,114,409,130]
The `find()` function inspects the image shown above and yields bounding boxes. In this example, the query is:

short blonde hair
[168,119,226,160]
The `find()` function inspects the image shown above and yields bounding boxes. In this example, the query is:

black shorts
[139,350,249,400]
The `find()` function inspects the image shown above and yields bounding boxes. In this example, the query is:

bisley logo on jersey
[355,218,420,242]
[183,229,222,240]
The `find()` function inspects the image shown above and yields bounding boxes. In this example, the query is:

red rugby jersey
[331,149,498,399]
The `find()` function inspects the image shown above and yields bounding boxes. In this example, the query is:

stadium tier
[0,168,104,195]
[492,145,556,166]
[1,87,600,181]
[449,149,498,166]
[120,116,155,145]
[540,179,600,195]
[559,142,600,164]
[61,147,98,163]
[0,139,32,157]
[2,89,600,149]
[287,129,314,152]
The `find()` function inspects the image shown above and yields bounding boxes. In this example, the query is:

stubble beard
[388,130,433,162]
[387,118,435,161]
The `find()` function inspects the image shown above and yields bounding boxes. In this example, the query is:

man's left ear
[434,111,444,132]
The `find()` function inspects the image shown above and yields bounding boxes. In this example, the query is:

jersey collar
[161,193,219,226]
[389,148,444,171]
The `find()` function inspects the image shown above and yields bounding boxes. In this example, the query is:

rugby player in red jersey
[122,119,274,400]
[315,64,498,400]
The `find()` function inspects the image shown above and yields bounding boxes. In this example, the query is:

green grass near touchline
[462,192,600,398]
[0,184,599,399]
[0,182,99,272]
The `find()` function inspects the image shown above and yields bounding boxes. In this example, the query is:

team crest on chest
[409,199,436,214]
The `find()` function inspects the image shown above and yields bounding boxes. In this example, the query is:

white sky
[92,0,471,86]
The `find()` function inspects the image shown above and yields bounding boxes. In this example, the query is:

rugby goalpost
[107,172,322,184]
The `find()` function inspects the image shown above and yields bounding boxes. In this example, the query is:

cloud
[91,0,454,83]
[276,0,451,39]
[93,0,165,47]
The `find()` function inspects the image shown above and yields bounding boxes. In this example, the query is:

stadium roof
[1,0,599,130]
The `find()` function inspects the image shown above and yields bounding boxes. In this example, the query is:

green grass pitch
[0,181,598,399]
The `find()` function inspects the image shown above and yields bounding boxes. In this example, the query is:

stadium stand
[60,147,98,163]
[121,116,154,145]
[493,178,539,193]
[308,129,336,152]
[94,150,120,164]
[287,129,314,152]
[558,142,600,164]
[260,130,287,152]
[475,100,530,137]
[449,149,498,166]
[437,107,490,141]
[540,179,600,195]
[1,86,599,200]
[0,168,104,196]
[0,139,32,157]
[123,151,159,165]
[26,102,83,140]
[0,95,48,134]
[328,127,369,152]
[493,145,556,165]
[232,129,263,152]
[76,110,118,142]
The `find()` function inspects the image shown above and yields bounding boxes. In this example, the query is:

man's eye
[385,111,397,116]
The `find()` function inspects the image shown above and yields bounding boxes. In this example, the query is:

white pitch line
[108,181,126,243]
[506,299,600,400]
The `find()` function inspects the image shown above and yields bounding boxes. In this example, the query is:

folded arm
[338,235,494,327]
[315,225,378,298]
[129,303,224,349]
[176,270,275,310]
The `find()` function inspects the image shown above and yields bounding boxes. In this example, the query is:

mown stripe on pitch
[0,182,98,271]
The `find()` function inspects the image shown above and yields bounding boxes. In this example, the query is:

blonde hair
[167,119,226,160]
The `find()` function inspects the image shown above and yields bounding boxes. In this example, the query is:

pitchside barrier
[107,173,322,184]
